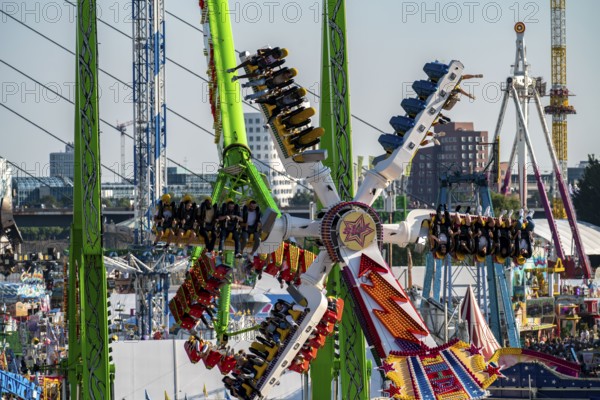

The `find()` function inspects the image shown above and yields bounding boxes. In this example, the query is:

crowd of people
[428,204,535,265]
[153,194,262,258]
[523,332,600,376]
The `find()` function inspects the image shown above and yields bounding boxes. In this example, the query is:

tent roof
[532,218,600,256]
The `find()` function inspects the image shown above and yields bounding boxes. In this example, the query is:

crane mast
[545,0,575,218]
[132,0,167,244]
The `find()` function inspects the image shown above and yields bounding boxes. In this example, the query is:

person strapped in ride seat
[218,199,243,257]
[197,196,219,252]
[177,194,197,246]
[429,204,454,259]
[154,193,176,244]
[240,199,262,254]
[227,47,288,74]
[514,209,535,265]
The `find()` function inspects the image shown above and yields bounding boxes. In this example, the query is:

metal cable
[0,10,315,193]
[0,103,133,185]
[162,7,387,134]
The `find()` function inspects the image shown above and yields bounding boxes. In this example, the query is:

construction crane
[132,0,167,245]
[544,0,576,218]
[116,120,133,183]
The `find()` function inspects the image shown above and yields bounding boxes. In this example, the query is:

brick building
[407,122,489,206]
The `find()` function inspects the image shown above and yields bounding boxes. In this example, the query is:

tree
[491,191,520,214]
[289,191,314,207]
[573,154,600,226]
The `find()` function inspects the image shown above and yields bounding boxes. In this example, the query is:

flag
[224,388,232,400]
[145,390,152,400]
[203,383,208,398]
[164,390,171,400]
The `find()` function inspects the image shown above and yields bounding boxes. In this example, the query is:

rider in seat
[451,206,474,261]
[177,194,197,246]
[429,204,454,259]
[494,210,516,263]
[514,209,535,265]
[243,67,298,100]
[197,196,219,252]
[218,199,242,257]
[154,193,176,245]
[227,47,288,74]
[240,200,262,255]
[474,209,495,263]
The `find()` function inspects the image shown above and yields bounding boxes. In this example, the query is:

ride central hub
[320,201,383,262]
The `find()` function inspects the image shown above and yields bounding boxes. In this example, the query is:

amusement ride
[0,0,593,399]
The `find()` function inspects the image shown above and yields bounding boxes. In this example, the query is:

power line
[162,8,386,133]
[0,10,312,191]
[63,2,387,134]
[1,57,298,189]
[0,103,134,184]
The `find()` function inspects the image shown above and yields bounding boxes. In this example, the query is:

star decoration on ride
[378,360,395,374]
[484,362,505,378]
[382,384,402,398]
[467,343,482,356]
[340,212,376,250]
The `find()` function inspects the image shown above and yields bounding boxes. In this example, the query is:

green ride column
[311,1,370,399]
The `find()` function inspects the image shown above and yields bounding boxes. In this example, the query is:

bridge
[13,208,134,227]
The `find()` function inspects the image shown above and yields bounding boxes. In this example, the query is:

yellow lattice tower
[546,0,575,219]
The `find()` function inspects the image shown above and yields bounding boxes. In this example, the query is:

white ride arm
[382,209,433,247]
[354,61,465,206]
[255,252,331,398]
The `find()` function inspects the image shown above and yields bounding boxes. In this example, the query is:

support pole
[68,1,112,397]
[312,1,369,399]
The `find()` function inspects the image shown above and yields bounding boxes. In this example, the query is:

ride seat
[184,338,203,364]
[309,333,326,349]
[203,349,223,369]
[288,308,302,321]
[277,326,292,343]
[300,346,318,361]
[218,355,237,375]
[195,290,214,306]
[315,321,334,336]
[252,361,269,380]
[289,358,310,374]
[188,303,207,319]
[250,341,279,362]
[179,315,196,331]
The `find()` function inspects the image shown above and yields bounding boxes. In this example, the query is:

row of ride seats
[153,195,260,251]
[183,297,343,400]
[378,61,455,155]
[169,252,232,331]
[288,297,344,374]
[250,242,315,286]
[428,205,534,265]
[233,47,325,160]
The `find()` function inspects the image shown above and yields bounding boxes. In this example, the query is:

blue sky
[1,0,598,183]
